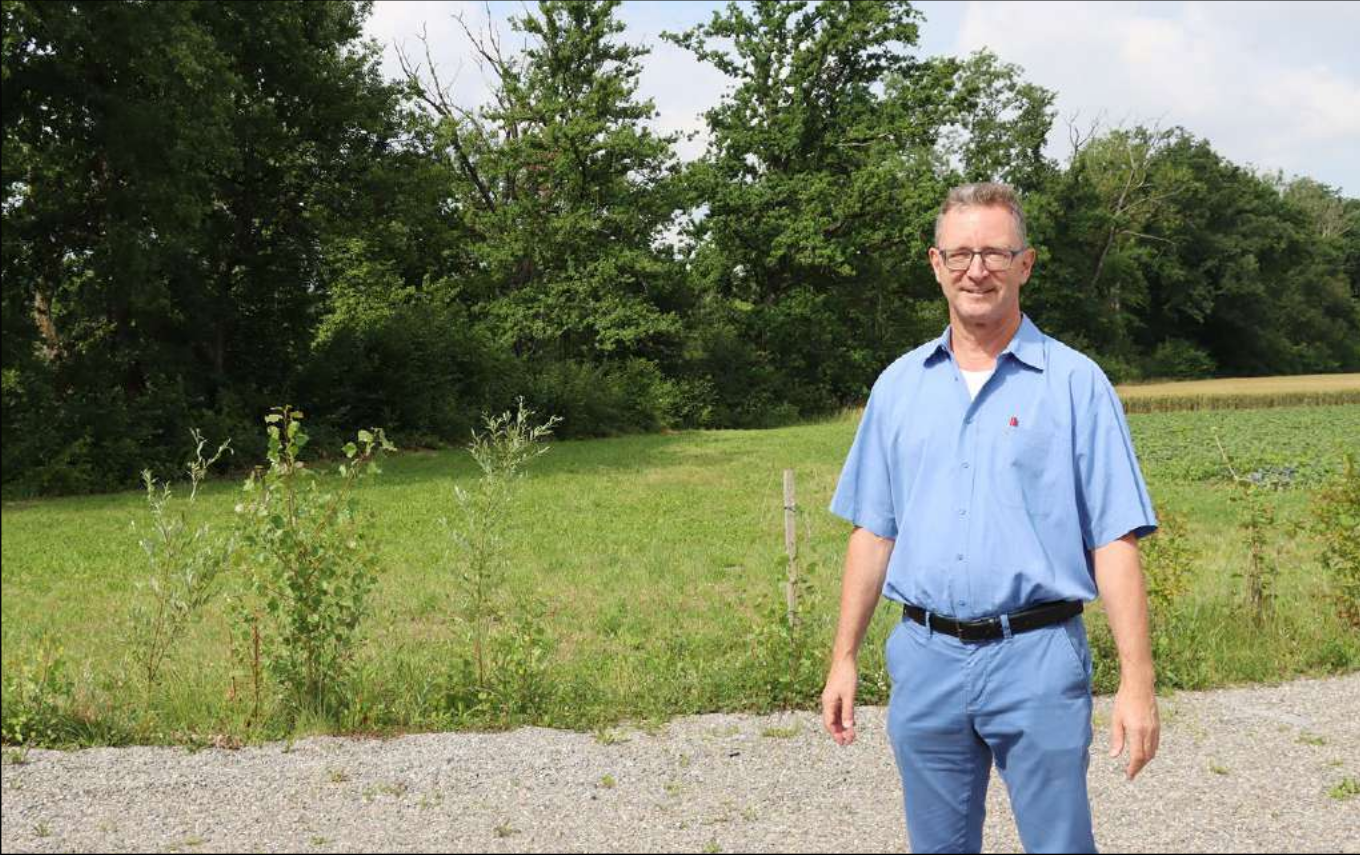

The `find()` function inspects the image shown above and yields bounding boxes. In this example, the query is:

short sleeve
[829,383,898,540]
[1074,371,1158,550]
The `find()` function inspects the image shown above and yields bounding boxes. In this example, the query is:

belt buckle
[959,617,996,642]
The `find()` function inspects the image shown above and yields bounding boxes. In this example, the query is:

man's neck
[949,311,1023,371]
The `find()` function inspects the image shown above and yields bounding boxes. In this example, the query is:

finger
[1108,718,1125,759]
[1145,726,1160,763]
[1127,731,1148,779]
[822,695,837,736]
[840,696,856,745]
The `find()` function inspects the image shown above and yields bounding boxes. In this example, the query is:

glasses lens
[945,251,973,270]
[982,250,1012,271]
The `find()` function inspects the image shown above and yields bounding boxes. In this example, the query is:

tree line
[4,0,1358,496]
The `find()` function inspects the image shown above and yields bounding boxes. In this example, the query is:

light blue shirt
[829,315,1157,621]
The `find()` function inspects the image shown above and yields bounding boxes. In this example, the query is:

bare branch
[1065,110,1101,160]
[395,20,498,214]
[1118,229,1177,245]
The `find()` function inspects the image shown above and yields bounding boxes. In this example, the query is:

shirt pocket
[995,422,1058,511]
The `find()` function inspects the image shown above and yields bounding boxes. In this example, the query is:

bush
[233,407,394,719]
[1146,339,1217,380]
[2,363,261,498]
[523,358,676,437]
[127,431,235,688]
[442,399,559,714]
[1310,454,1360,629]
[1089,351,1142,385]
[300,301,514,449]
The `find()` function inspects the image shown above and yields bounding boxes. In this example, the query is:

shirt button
[955,553,964,561]
[962,462,970,469]
[958,509,967,516]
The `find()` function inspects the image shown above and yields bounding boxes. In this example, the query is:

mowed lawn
[3,403,1359,741]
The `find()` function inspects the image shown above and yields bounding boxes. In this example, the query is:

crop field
[1117,373,1360,413]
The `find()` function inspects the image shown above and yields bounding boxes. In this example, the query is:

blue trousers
[884,611,1097,854]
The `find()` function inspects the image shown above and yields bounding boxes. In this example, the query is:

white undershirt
[959,367,995,400]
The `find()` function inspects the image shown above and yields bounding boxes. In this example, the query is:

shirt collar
[925,314,1047,372]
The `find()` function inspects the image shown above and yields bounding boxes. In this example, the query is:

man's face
[929,205,1035,327]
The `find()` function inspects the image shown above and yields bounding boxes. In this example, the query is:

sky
[363,1,1360,196]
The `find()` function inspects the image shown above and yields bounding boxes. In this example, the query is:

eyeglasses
[936,247,1026,272]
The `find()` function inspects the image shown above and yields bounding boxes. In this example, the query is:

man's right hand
[821,659,859,746]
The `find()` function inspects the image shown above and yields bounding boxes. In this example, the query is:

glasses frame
[935,246,1027,272]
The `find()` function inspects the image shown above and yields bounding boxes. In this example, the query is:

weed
[127,430,233,689]
[1328,776,1359,800]
[760,725,801,739]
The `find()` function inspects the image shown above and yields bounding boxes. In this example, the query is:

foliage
[1140,512,1194,617]
[232,407,393,718]
[1145,339,1217,380]
[664,1,960,418]
[3,0,1359,497]
[1138,511,1195,686]
[127,431,234,688]
[442,400,560,701]
[2,0,403,495]
[1215,429,1282,622]
[1128,405,1360,487]
[1309,454,1360,628]
[1,634,74,745]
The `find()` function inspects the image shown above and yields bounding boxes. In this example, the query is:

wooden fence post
[783,469,798,630]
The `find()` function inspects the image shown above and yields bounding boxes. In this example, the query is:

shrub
[233,407,393,719]
[1310,454,1360,629]
[1146,339,1217,380]
[127,430,235,688]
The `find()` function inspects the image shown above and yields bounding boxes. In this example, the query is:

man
[821,182,1159,854]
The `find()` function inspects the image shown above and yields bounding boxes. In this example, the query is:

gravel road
[3,673,1357,853]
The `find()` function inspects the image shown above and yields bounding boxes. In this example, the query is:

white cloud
[956,0,1360,194]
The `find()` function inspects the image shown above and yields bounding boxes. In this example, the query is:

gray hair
[933,182,1028,249]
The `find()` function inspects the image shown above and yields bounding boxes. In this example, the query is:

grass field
[2,403,1358,747]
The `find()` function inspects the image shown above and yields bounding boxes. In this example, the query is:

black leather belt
[902,600,1083,642]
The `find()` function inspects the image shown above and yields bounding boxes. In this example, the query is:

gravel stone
[3,673,1357,853]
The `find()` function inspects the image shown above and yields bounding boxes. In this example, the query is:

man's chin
[953,303,1000,323]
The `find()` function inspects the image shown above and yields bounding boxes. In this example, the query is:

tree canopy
[4,0,1356,495]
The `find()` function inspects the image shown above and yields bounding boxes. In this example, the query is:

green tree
[2,1,406,494]
[666,0,958,421]
[402,1,685,366]
[941,50,1056,194]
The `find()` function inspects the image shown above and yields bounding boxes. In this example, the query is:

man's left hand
[1108,683,1159,780]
